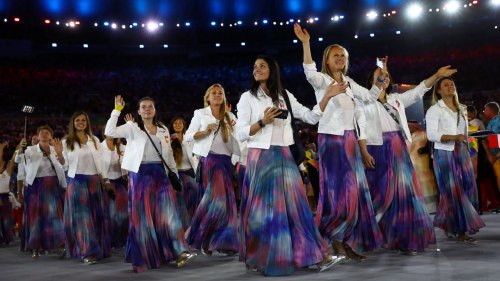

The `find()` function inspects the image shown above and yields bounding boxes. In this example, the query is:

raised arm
[293,23,313,64]
[105,95,133,139]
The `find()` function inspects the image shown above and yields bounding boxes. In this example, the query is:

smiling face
[206,85,225,106]
[138,99,156,120]
[436,78,456,98]
[172,118,185,133]
[73,114,88,132]
[326,46,347,73]
[253,58,270,83]
[37,129,52,142]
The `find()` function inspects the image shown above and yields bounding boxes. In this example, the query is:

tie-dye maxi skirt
[64,174,111,260]
[316,131,383,255]
[108,177,128,249]
[126,163,189,272]
[432,142,485,235]
[0,193,14,245]
[186,153,238,253]
[21,176,65,251]
[240,146,328,276]
[365,131,435,252]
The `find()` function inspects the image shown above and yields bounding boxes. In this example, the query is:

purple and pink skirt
[432,142,485,235]
[365,131,435,252]
[0,193,14,245]
[108,177,129,249]
[316,131,383,255]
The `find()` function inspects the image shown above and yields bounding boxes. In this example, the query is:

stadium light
[366,11,378,20]
[443,1,460,14]
[406,3,424,20]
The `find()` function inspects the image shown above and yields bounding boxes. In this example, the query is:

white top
[426,99,468,151]
[0,170,10,194]
[210,124,232,156]
[270,99,288,146]
[100,140,125,180]
[179,145,193,170]
[142,134,163,162]
[105,110,178,175]
[338,93,355,130]
[75,144,99,175]
[62,135,106,179]
[303,62,381,138]
[17,144,67,187]
[185,106,240,158]
[363,81,431,145]
[15,151,26,181]
[236,88,323,149]
[35,157,56,178]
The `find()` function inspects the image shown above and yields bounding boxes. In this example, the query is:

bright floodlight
[111,23,117,29]
[211,21,216,26]
[318,37,323,42]
[366,11,378,20]
[215,43,220,47]
[293,39,298,43]
[83,44,88,48]
[139,44,144,49]
[163,44,168,48]
[241,42,246,46]
[147,21,159,32]
[51,43,57,47]
[370,33,375,37]
[444,1,460,14]
[492,0,500,6]
[406,3,424,20]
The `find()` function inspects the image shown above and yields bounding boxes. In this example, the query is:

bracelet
[258,119,265,128]
[376,76,385,83]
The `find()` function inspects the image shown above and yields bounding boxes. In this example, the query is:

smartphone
[275,109,289,119]
[376,57,384,69]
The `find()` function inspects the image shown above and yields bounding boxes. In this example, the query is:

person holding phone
[105,96,196,272]
[426,77,485,244]
[294,23,385,261]
[184,84,240,256]
[236,55,341,276]
[362,65,457,255]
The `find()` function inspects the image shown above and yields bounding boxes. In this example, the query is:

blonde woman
[184,84,240,256]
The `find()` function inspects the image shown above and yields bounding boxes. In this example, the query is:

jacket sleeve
[235,92,253,142]
[105,109,133,139]
[185,109,202,142]
[303,62,328,102]
[346,77,381,103]
[396,81,431,108]
[94,136,108,179]
[354,99,367,140]
[425,106,442,143]
[287,90,323,125]
[62,139,69,171]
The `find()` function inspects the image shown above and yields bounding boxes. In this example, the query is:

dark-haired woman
[101,135,128,249]
[170,117,199,227]
[105,96,195,273]
[62,111,110,264]
[236,55,340,276]
[425,77,485,244]
[184,84,240,256]
[19,126,66,258]
[295,23,384,260]
[362,66,456,254]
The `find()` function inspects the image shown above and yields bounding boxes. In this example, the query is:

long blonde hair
[203,84,233,143]
[321,44,349,78]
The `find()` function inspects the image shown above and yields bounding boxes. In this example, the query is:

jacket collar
[257,87,285,103]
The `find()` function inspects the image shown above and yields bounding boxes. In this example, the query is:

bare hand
[326,82,349,98]
[262,107,282,125]
[293,23,310,43]
[436,65,458,77]
[455,134,467,142]
[50,138,63,154]
[225,103,232,112]
[115,95,125,111]
[16,138,27,151]
[361,152,376,169]
[205,123,218,134]
[124,113,135,123]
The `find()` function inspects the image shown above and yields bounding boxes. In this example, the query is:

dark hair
[36,125,54,137]
[367,68,393,95]
[66,111,97,151]
[169,117,186,166]
[466,105,477,117]
[136,96,165,131]
[250,55,283,102]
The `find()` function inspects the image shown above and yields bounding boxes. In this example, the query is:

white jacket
[100,140,127,180]
[426,100,468,151]
[62,135,106,179]
[105,109,178,175]
[364,81,431,145]
[303,62,381,138]
[236,88,322,148]
[19,144,67,188]
[185,106,240,158]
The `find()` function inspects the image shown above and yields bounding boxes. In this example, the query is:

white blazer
[236,88,322,148]
[62,135,106,179]
[425,99,468,151]
[105,109,178,175]
[180,139,197,170]
[303,62,381,138]
[100,140,127,180]
[185,106,241,158]
[20,144,67,188]
[363,81,431,145]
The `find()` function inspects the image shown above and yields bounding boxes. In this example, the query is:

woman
[363,66,456,254]
[19,126,67,258]
[184,84,240,256]
[425,77,485,244]
[236,55,339,276]
[62,111,110,264]
[105,96,195,273]
[170,117,199,226]
[101,134,128,249]
[0,141,15,245]
[294,23,384,260]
